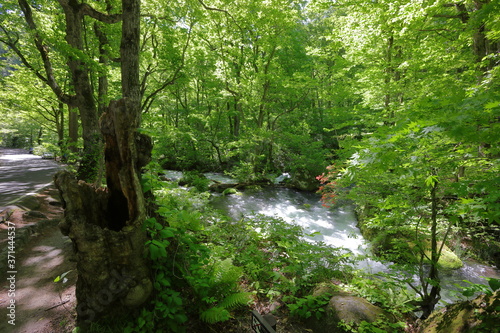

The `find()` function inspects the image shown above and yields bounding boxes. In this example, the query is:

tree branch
[56,0,121,23]
[80,3,122,23]
[418,28,452,32]
[433,3,469,23]
[17,0,73,105]
[197,0,228,14]
[141,22,194,113]
[433,14,464,19]
[197,0,243,31]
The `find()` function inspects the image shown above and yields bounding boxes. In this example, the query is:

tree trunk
[420,179,441,319]
[59,0,102,182]
[56,102,65,149]
[55,108,152,327]
[54,0,152,327]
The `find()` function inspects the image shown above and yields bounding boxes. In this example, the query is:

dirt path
[0,187,77,333]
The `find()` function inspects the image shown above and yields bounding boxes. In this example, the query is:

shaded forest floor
[0,187,77,333]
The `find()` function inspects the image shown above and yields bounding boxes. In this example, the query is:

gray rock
[306,292,392,333]
[329,293,386,324]
[24,210,47,219]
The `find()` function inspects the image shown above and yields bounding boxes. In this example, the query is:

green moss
[433,244,463,270]
[222,188,238,195]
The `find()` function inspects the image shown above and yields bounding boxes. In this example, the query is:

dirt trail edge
[0,186,77,333]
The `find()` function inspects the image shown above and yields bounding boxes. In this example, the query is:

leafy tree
[315,0,500,319]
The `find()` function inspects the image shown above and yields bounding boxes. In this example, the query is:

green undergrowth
[122,164,357,332]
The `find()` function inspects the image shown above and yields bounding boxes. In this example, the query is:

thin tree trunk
[420,179,441,319]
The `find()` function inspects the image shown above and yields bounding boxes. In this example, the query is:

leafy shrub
[191,259,252,324]
[179,171,211,192]
[287,293,332,320]
[130,165,356,331]
[344,275,416,316]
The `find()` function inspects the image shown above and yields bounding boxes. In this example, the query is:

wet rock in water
[418,289,500,333]
[435,244,463,270]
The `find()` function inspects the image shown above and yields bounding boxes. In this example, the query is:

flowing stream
[165,171,500,306]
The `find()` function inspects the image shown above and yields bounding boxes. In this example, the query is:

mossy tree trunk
[54,0,153,327]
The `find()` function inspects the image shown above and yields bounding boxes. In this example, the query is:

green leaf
[149,243,160,260]
[175,314,188,324]
[487,277,500,291]
[484,101,500,109]
[462,289,475,297]
[160,229,175,238]
[200,307,230,324]
[138,317,145,328]
[54,270,72,283]
[425,175,439,187]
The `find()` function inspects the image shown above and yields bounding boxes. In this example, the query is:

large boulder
[418,290,500,333]
[306,291,393,333]
[371,232,463,270]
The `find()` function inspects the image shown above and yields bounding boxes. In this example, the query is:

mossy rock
[370,232,463,270]
[410,240,463,270]
[431,243,463,270]
[419,290,500,333]
[312,282,339,297]
[222,188,239,196]
[470,238,500,269]
[289,170,319,192]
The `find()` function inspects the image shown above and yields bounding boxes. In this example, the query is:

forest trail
[0,186,77,333]
[0,148,61,207]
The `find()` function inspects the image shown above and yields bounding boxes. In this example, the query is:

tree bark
[68,106,79,153]
[55,168,152,326]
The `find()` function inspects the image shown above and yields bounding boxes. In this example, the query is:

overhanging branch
[141,22,194,113]
[17,0,73,105]
[80,3,122,23]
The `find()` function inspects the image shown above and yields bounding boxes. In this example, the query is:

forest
[1,0,499,332]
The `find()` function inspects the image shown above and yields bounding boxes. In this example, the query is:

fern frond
[200,306,230,324]
[211,258,243,286]
[218,292,252,310]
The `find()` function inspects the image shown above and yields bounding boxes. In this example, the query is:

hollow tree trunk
[54,108,153,326]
